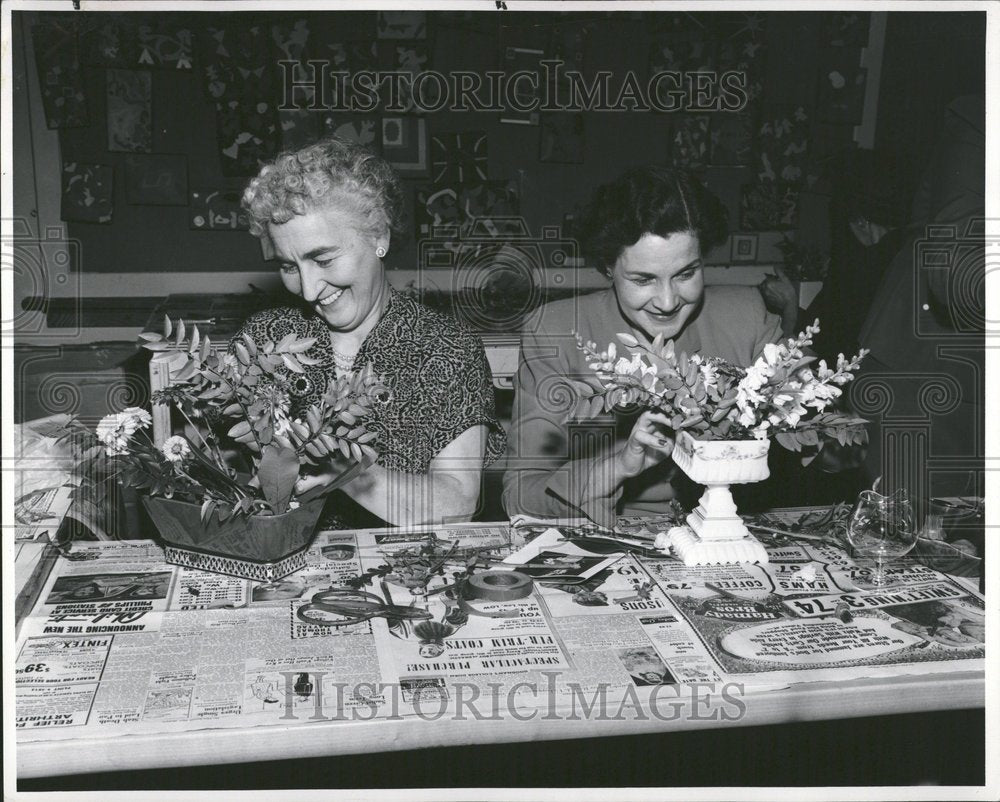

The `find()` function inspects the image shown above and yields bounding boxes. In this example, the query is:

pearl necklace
[328,336,357,371]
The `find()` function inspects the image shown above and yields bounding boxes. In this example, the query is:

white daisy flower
[161,435,192,463]
[120,407,152,435]
[96,414,130,456]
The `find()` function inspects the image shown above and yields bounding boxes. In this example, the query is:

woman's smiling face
[611,230,705,341]
[269,203,389,334]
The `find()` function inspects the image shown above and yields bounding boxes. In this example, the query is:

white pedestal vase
[666,431,770,566]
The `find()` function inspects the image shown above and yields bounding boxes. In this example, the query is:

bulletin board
[30,9,877,275]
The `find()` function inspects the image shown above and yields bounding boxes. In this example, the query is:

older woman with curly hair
[238,137,505,529]
[503,166,784,528]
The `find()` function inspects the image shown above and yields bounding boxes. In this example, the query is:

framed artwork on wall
[730,233,759,263]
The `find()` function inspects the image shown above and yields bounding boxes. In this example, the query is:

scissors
[295,588,433,628]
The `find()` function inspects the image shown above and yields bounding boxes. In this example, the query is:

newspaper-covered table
[14,516,985,743]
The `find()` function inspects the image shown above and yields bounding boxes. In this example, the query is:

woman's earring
[376,246,387,258]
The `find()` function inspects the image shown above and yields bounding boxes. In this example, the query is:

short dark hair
[579,166,728,276]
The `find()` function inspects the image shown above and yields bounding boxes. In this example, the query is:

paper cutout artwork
[137,22,193,69]
[32,22,88,128]
[382,117,428,175]
[216,99,280,177]
[106,69,152,152]
[377,12,427,40]
[431,132,488,184]
[322,116,379,150]
[189,188,250,230]
[124,154,188,206]
[62,162,113,224]
[539,115,585,164]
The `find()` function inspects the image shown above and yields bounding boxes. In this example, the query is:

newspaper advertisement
[644,537,985,687]
[14,514,986,745]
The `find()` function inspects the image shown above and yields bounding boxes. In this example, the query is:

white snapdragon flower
[699,362,719,390]
[161,435,192,463]
[614,355,637,375]
[762,342,788,367]
[273,408,293,437]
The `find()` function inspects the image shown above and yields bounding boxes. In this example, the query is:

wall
[15,9,985,347]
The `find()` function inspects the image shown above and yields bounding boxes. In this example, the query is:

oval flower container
[143,496,326,582]
[668,430,771,566]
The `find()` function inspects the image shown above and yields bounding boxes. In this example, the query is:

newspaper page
[13,417,77,542]
[14,514,985,745]
[643,539,985,688]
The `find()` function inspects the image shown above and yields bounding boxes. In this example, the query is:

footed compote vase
[665,431,770,566]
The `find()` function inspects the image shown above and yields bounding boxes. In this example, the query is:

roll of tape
[466,570,533,602]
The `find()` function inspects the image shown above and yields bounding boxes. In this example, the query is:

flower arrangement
[58,317,387,526]
[574,320,868,465]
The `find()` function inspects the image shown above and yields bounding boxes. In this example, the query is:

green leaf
[241,332,258,356]
[235,342,251,366]
[286,338,316,353]
[616,332,639,348]
[163,315,173,338]
[175,319,186,346]
[776,432,801,452]
[281,354,304,373]
[139,331,163,342]
[228,420,252,439]
[798,429,820,446]
[173,360,199,382]
[257,444,300,514]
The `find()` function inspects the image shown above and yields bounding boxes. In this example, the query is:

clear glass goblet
[846,488,917,586]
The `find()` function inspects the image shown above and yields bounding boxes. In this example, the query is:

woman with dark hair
[502,166,784,528]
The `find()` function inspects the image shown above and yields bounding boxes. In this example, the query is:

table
[14,515,985,780]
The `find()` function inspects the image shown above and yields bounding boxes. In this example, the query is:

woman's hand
[294,453,354,497]
[616,411,676,479]
[758,264,798,312]
[758,264,800,337]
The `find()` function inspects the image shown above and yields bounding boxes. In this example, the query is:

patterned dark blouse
[233,290,506,529]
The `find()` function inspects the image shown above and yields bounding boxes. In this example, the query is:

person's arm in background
[913,96,985,329]
[758,264,801,338]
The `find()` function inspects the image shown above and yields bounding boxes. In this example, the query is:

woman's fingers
[638,410,673,429]
[295,473,332,495]
[632,429,673,454]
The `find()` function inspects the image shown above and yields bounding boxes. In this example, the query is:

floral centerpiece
[57,317,387,580]
[574,321,868,565]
